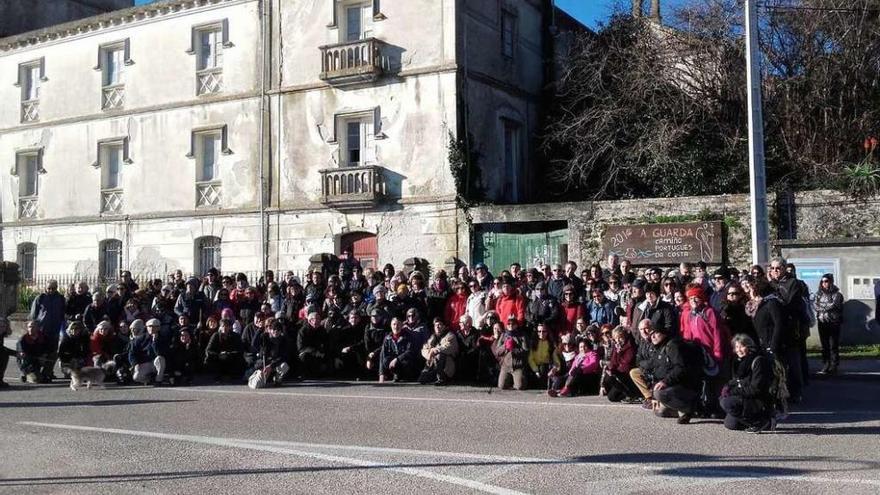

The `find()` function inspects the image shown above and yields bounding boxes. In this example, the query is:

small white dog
[70,367,106,391]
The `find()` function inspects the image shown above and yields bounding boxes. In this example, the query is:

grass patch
[807,344,880,360]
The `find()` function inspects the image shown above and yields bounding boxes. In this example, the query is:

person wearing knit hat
[813,273,844,375]
[681,283,727,417]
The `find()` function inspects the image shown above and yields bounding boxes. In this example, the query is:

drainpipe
[258,0,270,273]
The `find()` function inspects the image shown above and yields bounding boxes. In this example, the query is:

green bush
[17,287,39,314]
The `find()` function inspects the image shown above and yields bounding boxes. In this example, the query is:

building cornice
[0,0,254,54]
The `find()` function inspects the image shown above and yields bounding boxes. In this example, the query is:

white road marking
[18,421,880,489]
[18,421,529,495]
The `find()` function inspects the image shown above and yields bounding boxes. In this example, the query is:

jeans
[817,321,841,366]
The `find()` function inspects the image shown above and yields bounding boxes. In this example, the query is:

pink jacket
[568,350,599,376]
[681,306,727,363]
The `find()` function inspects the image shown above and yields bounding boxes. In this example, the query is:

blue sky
[133,0,617,28]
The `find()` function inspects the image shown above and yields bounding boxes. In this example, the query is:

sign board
[849,276,880,301]
[602,222,723,265]
[788,258,840,296]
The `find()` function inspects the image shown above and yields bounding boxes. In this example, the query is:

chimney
[632,0,642,17]
[650,0,662,23]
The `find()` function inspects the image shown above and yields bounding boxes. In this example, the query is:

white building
[0,0,581,281]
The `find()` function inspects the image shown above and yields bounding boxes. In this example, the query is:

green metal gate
[474,228,568,275]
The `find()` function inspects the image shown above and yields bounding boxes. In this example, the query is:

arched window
[99,239,123,281]
[195,236,221,276]
[17,242,36,282]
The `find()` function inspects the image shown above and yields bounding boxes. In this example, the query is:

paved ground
[1,347,878,494]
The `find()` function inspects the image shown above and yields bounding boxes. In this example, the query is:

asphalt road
[1,351,878,494]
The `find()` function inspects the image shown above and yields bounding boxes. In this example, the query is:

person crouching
[129,318,167,385]
[419,318,459,386]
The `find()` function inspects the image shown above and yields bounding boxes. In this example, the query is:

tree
[545,0,880,199]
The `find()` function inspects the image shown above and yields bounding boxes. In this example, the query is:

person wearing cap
[379,316,419,383]
[473,263,493,292]
[681,285,727,367]
[366,284,392,317]
[641,283,676,337]
[204,318,245,381]
[709,268,732,313]
[58,321,90,375]
[527,281,560,333]
[648,322,700,424]
[493,314,530,390]
[419,318,459,385]
[813,273,844,375]
[129,319,167,385]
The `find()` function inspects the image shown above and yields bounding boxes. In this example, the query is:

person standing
[29,279,66,379]
[813,274,844,375]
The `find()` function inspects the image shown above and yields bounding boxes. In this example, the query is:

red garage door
[341,232,378,269]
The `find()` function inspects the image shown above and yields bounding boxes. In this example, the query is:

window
[16,58,44,122]
[189,20,230,95]
[198,132,221,181]
[102,143,124,189]
[104,46,125,86]
[99,239,123,281]
[335,112,379,167]
[195,236,221,276]
[95,39,131,109]
[502,119,521,202]
[501,10,517,59]
[188,125,230,207]
[17,243,36,282]
[344,1,373,41]
[17,153,40,197]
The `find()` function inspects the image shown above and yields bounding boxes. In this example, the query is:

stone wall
[466,193,755,268]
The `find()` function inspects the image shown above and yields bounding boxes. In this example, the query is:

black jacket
[527,295,561,328]
[727,351,772,418]
[204,331,243,359]
[753,295,789,354]
[642,299,677,336]
[721,302,757,343]
[650,337,696,389]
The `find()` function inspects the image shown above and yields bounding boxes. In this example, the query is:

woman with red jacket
[443,281,470,333]
[558,285,584,335]
[493,279,526,326]
[601,326,640,402]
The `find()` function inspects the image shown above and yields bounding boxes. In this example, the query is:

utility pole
[745,0,770,265]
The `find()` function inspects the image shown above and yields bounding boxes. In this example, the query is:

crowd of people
[0,254,847,433]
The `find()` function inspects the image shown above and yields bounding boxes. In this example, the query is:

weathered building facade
[0,0,134,38]
[0,0,580,279]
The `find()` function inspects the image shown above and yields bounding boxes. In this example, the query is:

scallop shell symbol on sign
[695,223,714,262]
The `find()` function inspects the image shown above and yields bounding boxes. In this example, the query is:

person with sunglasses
[720,283,757,343]
[813,274,843,375]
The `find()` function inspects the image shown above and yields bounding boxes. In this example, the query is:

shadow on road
[0,399,195,408]
[1,452,877,487]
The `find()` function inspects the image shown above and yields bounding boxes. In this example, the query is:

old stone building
[0,0,581,280]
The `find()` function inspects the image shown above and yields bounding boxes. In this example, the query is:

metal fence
[19,269,309,294]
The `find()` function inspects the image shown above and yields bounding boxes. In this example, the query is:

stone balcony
[319,38,387,86]
[320,165,385,210]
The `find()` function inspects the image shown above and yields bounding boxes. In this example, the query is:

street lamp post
[745,0,770,265]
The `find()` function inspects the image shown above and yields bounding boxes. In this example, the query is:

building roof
[0,0,239,53]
